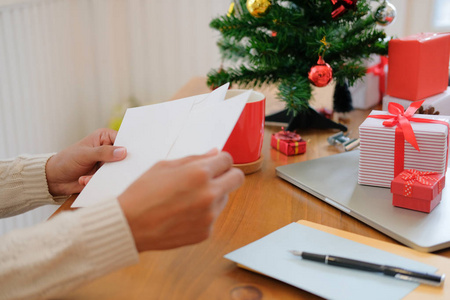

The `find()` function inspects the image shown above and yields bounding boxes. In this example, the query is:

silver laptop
[276,150,450,252]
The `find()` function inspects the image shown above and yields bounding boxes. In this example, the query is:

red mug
[222,90,265,164]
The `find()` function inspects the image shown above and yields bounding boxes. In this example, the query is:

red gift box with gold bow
[391,169,445,213]
[271,130,306,156]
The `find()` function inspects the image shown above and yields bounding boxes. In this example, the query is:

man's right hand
[118,150,244,252]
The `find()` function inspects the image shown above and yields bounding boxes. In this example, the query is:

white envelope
[72,83,251,207]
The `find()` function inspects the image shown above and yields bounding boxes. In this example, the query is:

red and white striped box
[358,110,449,188]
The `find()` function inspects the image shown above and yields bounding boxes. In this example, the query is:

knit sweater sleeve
[0,198,140,300]
[0,154,67,217]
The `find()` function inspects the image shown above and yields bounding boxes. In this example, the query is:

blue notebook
[225,221,440,300]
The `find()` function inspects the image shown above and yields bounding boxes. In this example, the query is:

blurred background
[1,0,449,234]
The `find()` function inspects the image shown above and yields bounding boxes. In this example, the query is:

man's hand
[45,128,127,196]
[118,150,244,252]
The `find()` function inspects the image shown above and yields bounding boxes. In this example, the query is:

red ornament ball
[308,56,333,87]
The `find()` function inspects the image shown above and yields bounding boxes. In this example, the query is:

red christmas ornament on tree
[330,0,358,19]
[308,56,333,87]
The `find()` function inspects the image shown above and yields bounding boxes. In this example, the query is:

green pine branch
[208,0,389,113]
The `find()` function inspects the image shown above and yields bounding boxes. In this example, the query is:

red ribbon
[274,130,301,142]
[401,169,439,197]
[368,101,450,177]
[366,56,388,101]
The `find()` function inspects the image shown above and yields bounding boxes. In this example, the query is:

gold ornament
[228,1,244,17]
[227,2,235,17]
[246,0,272,17]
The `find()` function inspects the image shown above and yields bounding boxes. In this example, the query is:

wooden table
[58,77,450,300]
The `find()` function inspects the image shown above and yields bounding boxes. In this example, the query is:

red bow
[402,169,438,185]
[274,130,301,142]
[381,100,424,151]
[401,169,439,197]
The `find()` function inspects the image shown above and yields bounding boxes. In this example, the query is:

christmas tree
[207,0,392,129]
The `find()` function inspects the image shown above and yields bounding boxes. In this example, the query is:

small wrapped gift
[350,56,388,109]
[271,130,306,156]
[387,32,450,101]
[358,101,450,188]
[382,87,450,116]
[391,169,445,213]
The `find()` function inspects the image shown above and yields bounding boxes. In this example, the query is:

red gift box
[387,32,450,101]
[391,169,445,213]
[270,131,306,156]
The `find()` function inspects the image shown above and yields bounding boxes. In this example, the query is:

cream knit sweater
[0,154,139,300]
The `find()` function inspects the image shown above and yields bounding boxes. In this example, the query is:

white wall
[0,0,230,159]
[384,0,450,38]
[0,0,229,234]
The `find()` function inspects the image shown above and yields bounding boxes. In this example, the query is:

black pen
[289,250,445,286]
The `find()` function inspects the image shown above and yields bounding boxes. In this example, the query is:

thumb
[111,147,127,160]
[89,145,127,163]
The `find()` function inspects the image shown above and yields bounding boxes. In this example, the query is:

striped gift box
[358,110,449,188]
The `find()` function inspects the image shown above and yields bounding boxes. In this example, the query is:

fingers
[205,148,219,155]
[212,195,229,217]
[201,151,234,178]
[163,148,219,167]
[165,151,240,191]
[213,167,245,195]
[80,128,118,147]
[96,128,118,146]
[78,175,92,186]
